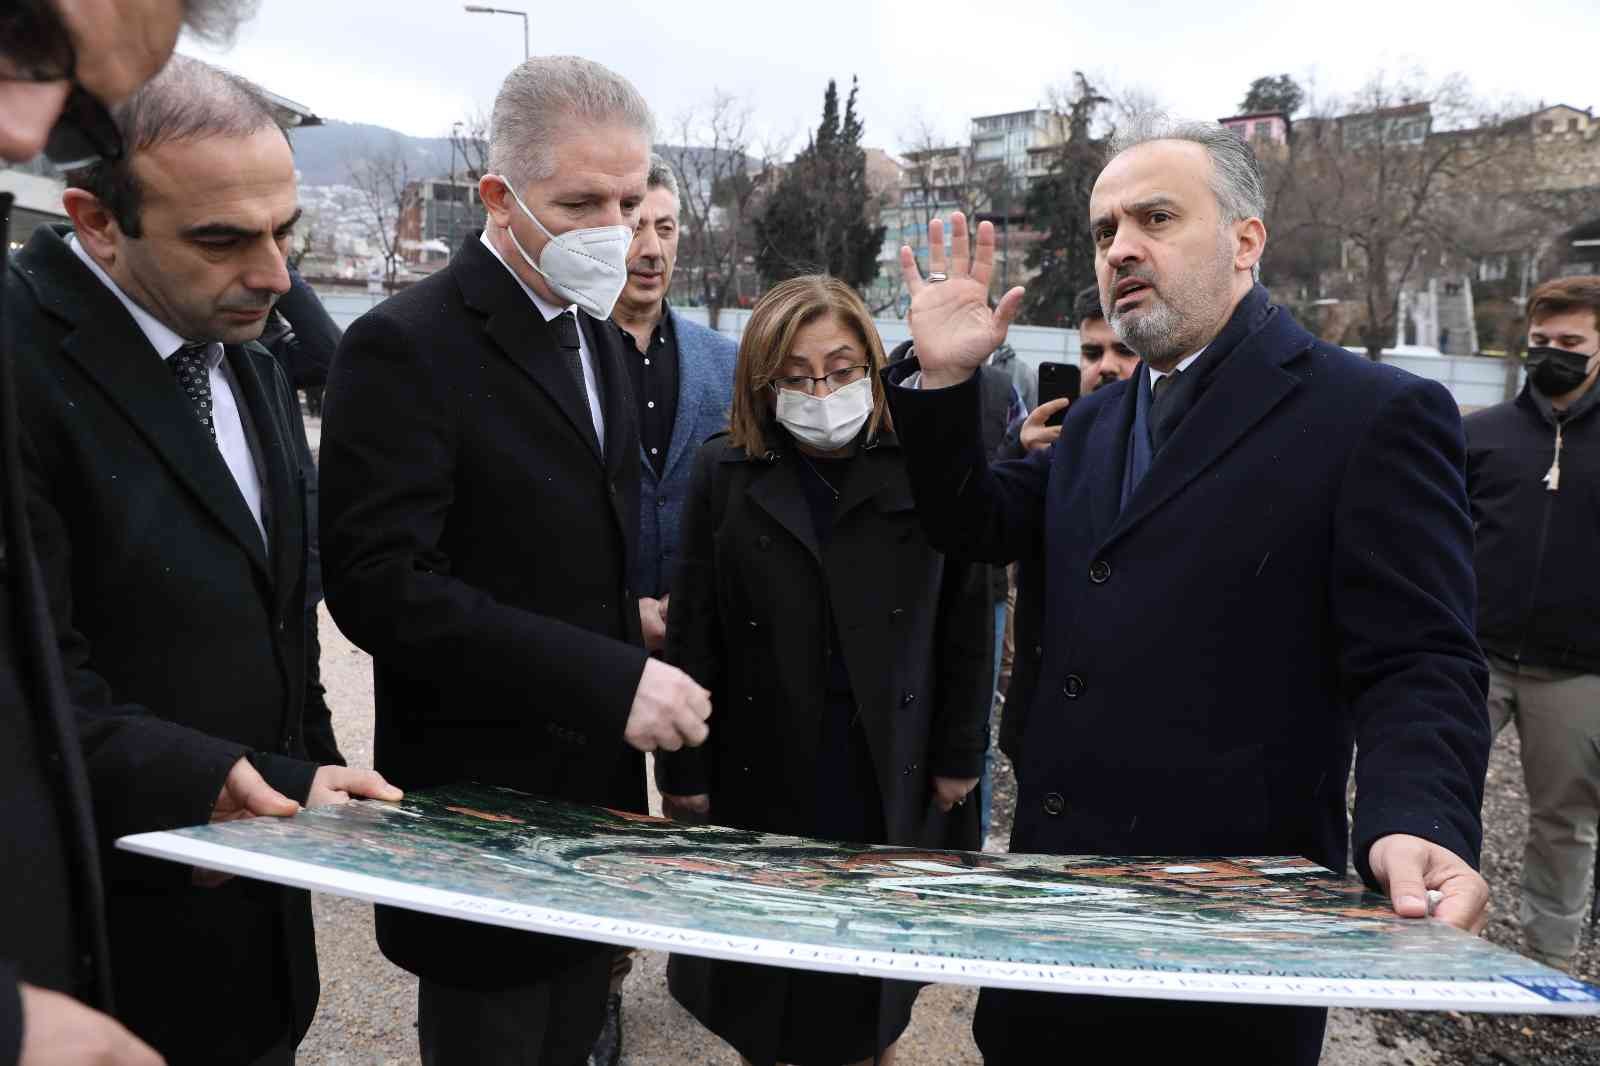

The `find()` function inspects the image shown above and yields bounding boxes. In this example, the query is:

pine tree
[1020,74,1108,326]
[1239,74,1304,116]
[755,77,886,291]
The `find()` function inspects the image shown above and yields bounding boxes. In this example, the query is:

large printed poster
[119,783,1600,1013]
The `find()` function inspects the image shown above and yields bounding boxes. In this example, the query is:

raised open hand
[897,212,1026,389]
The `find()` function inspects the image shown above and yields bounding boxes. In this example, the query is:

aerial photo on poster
[119,783,1600,1014]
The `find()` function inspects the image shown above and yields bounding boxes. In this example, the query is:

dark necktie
[551,311,598,442]
[169,342,217,443]
[1148,368,1182,453]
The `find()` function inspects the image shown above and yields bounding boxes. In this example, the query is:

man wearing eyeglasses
[1,5,400,1065]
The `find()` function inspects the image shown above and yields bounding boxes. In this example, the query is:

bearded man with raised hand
[882,116,1490,1064]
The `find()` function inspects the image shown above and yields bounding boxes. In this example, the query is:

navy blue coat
[635,309,736,599]
[885,293,1489,1063]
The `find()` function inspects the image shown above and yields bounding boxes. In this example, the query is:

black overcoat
[655,430,992,1065]
[884,293,1490,1064]
[9,225,337,1064]
[319,236,649,988]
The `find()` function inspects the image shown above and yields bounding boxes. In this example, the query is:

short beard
[1108,228,1238,366]
[1110,297,1185,365]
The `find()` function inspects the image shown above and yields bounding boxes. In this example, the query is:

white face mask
[491,175,633,320]
[774,376,875,452]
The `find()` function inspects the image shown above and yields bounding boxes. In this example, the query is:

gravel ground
[1368,727,1600,1065]
[302,615,1422,1065]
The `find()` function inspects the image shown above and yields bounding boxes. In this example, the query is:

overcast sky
[184,0,1599,153]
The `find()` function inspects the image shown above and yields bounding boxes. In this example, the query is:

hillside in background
[288,121,460,187]
[289,121,755,188]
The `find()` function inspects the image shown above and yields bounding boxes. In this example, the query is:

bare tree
[347,143,412,290]
[1273,70,1520,360]
[660,91,781,329]
[450,106,491,181]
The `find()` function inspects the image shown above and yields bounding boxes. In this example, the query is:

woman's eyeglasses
[767,364,871,396]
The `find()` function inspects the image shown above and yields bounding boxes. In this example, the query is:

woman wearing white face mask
[656,276,993,1066]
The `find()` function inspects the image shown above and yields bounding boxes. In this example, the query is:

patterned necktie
[1148,368,1182,453]
[169,342,217,443]
[551,311,597,447]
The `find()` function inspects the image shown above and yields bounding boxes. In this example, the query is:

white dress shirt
[69,236,267,546]
[1149,348,1206,395]
[479,231,606,451]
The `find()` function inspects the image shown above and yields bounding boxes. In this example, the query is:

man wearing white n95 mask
[319,56,711,1065]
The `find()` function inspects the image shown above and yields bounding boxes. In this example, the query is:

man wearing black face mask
[1464,274,1600,974]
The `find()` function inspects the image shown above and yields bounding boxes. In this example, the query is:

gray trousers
[417,951,612,1066]
[1488,658,1600,963]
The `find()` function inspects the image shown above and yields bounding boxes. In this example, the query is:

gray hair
[1108,113,1266,281]
[182,0,261,43]
[488,56,654,187]
[646,154,679,202]
[65,55,281,237]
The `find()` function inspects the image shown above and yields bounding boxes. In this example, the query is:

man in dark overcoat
[9,55,398,1065]
[319,56,711,1066]
[884,118,1491,1064]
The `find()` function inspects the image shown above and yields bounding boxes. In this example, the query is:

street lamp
[463,5,528,61]
[447,121,463,260]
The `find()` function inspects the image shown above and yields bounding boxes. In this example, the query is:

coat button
[889,608,904,621]
[747,619,759,629]
[758,535,771,549]
[1063,674,1085,699]
[900,691,915,707]
[1043,792,1066,816]
[657,496,667,506]
[1032,643,1043,659]
[1089,560,1111,584]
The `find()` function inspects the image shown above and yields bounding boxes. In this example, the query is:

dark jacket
[655,431,992,836]
[884,291,1488,1063]
[260,263,339,392]
[890,339,1013,603]
[1464,382,1600,673]
[9,225,337,1064]
[635,308,736,599]
[320,235,649,989]
[0,194,117,1066]
[655,428,990,1065]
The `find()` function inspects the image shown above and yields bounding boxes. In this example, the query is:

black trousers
[974,990,1327,1065]
[417,951,613,1066]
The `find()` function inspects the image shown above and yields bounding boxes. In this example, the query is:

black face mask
[1527,345,1596,397]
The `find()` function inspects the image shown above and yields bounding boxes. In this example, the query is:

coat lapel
[1101,317,1307,551]
[458,240,604,467]
[834,435,907,524]
[744,453,823,564]
[38,252,271,575]
[655,310,713,486]
[1084,377,1138,547]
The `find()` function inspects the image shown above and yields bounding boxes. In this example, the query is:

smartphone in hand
[1037,362,1081,426]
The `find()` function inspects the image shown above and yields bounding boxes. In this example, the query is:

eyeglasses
[767,364,871,396]
[0,1,124,168]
